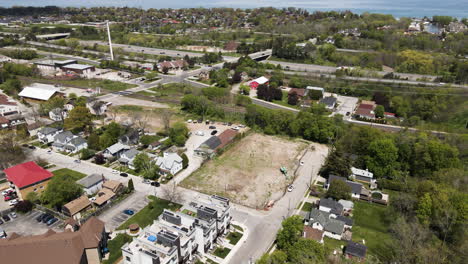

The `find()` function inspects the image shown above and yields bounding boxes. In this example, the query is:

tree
[133,153,152,172]
[64,106,92,133]
[26,191,40,203]
[287,238,325,264]
[128,179,134,192]
[162,182,181,204]
[169,122,189,147]
[14,200,33,213]
[160,109,172,133]
[41,174,83,210]
[288,91,299,105]
[94,153,105,164]
[375,105,385,118]
[257,250,288,264]
[326,179,351,200]
[0,131,26,170]
[365,138,399,178]
[87,132,100,150]
[162,66,169,74]
[319,148,351,178]
[181,153,189,169]
[276,215,304,250]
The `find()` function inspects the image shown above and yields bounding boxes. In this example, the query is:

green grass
[352,201,392,257]
[323,237,346,254]
[271,91,301,109]
[116,105,144,112]
[226,231,243,245]
[213,247,231,259]
[52,168,86,181]
[301,202,314,212]
[117,196,181,230]
[102,233,133,264]
[231,224,243,232]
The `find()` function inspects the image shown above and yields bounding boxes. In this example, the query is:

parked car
[211,130,218,135]
[9,212,17,218]
[195,131,205,136]
[28,146,36,150]
[112,170,119,174]
[42,215,53,223]
[37,213,50,222]
[8,199,18,206]
[2,215,10,222]
[187,119,193,123]
[2,188,14,196]
[47,150,52,154]
[47,217,58,226]
[209,126,216,129]
[143,179,152,184]
[287,185,294,192]
[22,144,29,147]
[120,172,128,177]
[74,159,81,163]
[4,196,14,201]
[232,126,240,131]
[123,209,134,215]
[150,181,160,187]
[300,161,304,166]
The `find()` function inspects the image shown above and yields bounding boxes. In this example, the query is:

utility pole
[106,21,114,61]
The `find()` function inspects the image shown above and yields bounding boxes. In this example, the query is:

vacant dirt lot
[106,106,183,132]
[181,133,309,208]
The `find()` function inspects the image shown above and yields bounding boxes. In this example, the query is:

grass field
[213,247,231,259]
[301,202,314,212]
[51,168,86,181]
[226,231,243,245]
[117,196,181,230]
[181,133,309,208]
[352,201,392,257]
[102,233,133,264]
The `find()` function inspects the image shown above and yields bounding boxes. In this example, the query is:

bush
[80,149,96,160]
[94,153,105,164]
[15,200,33,213]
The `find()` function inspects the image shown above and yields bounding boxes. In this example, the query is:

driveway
[98,192,149,231]
[332,93,358,118]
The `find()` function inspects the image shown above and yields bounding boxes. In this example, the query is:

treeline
[0,6,60,16]
[0,49,38,60]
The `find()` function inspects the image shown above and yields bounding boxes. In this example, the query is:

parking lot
[98,192,148,231]
[0,210,63,237]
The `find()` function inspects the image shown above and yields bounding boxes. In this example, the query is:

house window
[126,256,131,261]
[33,188,37,192]
[40,186,44,189]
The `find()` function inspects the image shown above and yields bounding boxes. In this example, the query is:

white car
[89,197,96,201]
[47,150,52,154]
[143,179,152,184]
[232,126,240,131]
[287,185,294,192]
[300,161,304,166]
[10,212,17,218]
[2,188,14,196]
[112,170,119,174]
[187,119,193,123]
[9,199,18,206]
[195,131,205,136]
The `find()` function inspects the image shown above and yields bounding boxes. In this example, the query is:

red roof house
[4,161,53,199]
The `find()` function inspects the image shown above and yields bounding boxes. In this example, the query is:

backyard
[102,233,133,264]
[51,168,86,181]
[181,133,308,208]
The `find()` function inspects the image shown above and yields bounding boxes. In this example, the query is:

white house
[77,173,104,195]
[118,149,140,170]
[37,127,61,143]
[350,167,375,186]
[86,99,110,115]
[0,94,18,116]
[338,200,354,211]
[155,152,183,176]
[103,142,130,159]
[52,131,74,152]
[48,108,68,121]
[319,197,344,216]
[306,209,345,240]
[65,136,88,154]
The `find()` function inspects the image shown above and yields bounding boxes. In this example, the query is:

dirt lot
[181,133,309,208]
[106,106,183,132]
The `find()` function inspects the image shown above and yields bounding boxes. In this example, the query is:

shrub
[15,200,33,213]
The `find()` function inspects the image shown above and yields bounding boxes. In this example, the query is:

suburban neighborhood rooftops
[309,208,345,234]
[0,217,105,264]
[38,127,59,135]
[351,167,374,179]
[306,86,325,92]
[303,225,324,242]
[0,94,17,106]
[54,131,74,142]
[105,142,130,155]
[216,129,238,150]
[288,88,306,97]
[103,180,122,193]
[77,174,103,188]
[34,59,77,66]
[94,188,116,206]
[200,136,221,150]
[69,136,86,146]
[4,161,53,189]
[18,83,60,101]
[156,152,183,172]
[320,197,343,214]
[121,148,139,159]
[328,175,363,195]
[345,241,367,258]
[320,96,337,107]
[336,215,354,226]
[63,195,91,216]
[338,199,354,210]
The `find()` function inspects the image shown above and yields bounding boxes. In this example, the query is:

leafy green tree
[64,106,92,133]
[396,50,434,74]
[87,133,100,150]
[288,91,299,105]
[41,174,83,209]
[133,153,152,173]
[256,250,288,264]
[365,138,399,178]
[181,153,189,169]
[416,193,433,226]
[287,238,325,264]
[276,215,304,250]
[128,179,134,192]
[26,191,40,203]
[375,105,385,118]
[320,148,351,178]
[80,148,95,160]
[326,179,351,200]
[169,122,189,147]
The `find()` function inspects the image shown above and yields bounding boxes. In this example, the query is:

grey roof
[320,198,343,213]
[119,130,139,145]
[336,215,353,226]
[328,175,362,195]
[38,127,58,135]
[155,152,183,172]
[69,136,86,146]
[320,96,337,107]
[122,148,139,159]
[309,209,345,234]
[52,142,63,147]
[77,174,103,188]
[345,241,367,258]
[54,131,74,142]
[105,142,130,155]
[200,136,221,150]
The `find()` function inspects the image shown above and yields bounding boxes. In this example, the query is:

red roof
[4,161,53,189]
[216,129,238,150]
[358,104,375,110]
[289,88,306,97]
[384,112,395,116]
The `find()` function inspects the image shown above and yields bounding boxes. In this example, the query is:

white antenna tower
[106,21,114,61]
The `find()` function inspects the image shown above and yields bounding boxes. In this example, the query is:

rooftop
[345,241,367,258]
[18,83,60,101]
[351,167,373,179]
[77,174,103,188]
[4,161,53,189]
[63,195,91,216]
[62,64,94,70]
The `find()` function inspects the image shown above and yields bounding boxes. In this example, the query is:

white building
[48,107,68,121]
[350,167,375,185]
[0,94,18,116]
[37,127,61,143]
[155,152,183,176]
[77,174,104,195]
[18,83,61,101]
[119,149,140,170]
[104,142,130,159]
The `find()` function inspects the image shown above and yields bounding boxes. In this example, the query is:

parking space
[0,210,63,237]
[98,192,148,231]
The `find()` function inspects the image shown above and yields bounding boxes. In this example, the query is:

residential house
[93,188,116,207]
[64,218,80,232]
[0,55,12,63]
[86,98,109,115]
[102,180,124,194]
[326,175,363,199]
[194,130,238,157]
[345,241,367,261]
[148,141,161,151]
[338,200,354,212]
[77,173,104,195]
[350,167,376,187]
[4,161,53,200]
[48,107,67,121]
[0,217,108,264]
[303,225,324,244]
[288,88,306,98]
[27,122,42,137]
[448,21,467,33]
[18,83,62,102]
[155,152,183,176]
[52,131,74,152]
[0,94,18,116]
[354,100,377,119]
[62,195,92,220]
[64,98,76,111]
[119,149,140,170]
[37,127,60,143]
[223,41,239,51]
[249,76,268,89]
[4,113,25,127]
[336,215,354,229]
[306,209,345,240]
[119,130,140,145]
[320,96,337,109]
[65,136,88,154]
[215,129,238,151]
[156,59,188,72]
[319,197,344,216]
[103,142,130,159]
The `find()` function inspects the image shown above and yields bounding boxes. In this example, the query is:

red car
[4,196,14,201]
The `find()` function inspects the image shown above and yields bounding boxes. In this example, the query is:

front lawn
[117,196,181,230]
[301,202,314,212]
[352,201,392,258]
[226,231,243,245]
[52,168,86,181]
[213,247,231,259]
[102,233,133,264]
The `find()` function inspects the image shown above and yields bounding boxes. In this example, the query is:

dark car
[209,126,216,129]
[47,217,58,226]
[36,213,48,222]
[123,209,134,216]
[28,146,36,150]
[227,122,232,126]
[150,181,160,187]
[211,130,218,135]
[0,219,3,225]
[2,215,10,222]
[120,173,128,177]
[42,215,54,223]
[22,144,29,147]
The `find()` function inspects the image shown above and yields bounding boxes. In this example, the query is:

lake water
[1,0,467,18]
